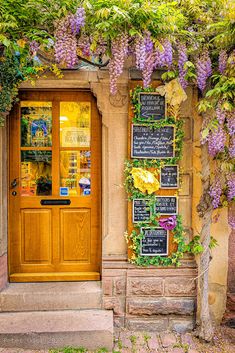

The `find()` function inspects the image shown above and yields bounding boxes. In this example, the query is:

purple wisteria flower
[196,49,212,91]
[209,177,222,209]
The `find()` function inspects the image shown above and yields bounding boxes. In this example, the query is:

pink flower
[159,216,177,231]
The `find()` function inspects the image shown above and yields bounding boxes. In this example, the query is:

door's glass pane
[60,151,91,196]
[21,101,52,147]
[60,102,91,148]
[21,151,52,196]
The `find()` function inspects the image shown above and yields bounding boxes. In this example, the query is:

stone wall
[102,256,197,332]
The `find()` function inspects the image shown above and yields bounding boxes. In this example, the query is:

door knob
[12,191,17,196]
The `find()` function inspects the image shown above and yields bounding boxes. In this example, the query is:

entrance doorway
[9,91,101,282]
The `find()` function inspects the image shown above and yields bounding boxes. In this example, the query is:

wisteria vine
[0,2,234,229]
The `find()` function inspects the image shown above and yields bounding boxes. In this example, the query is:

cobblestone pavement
[0,327,234,353]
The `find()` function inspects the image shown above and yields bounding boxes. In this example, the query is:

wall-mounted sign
[155,196,178,215]
[140,227,168,256]
[160,165,179,189]
[139,92,166,121]
[131,124,175,159]
[132,199,151,223]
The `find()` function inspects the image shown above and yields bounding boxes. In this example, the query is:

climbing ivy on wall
[124,85,187,267]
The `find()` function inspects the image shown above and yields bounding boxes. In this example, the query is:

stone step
[0,282,102,312]
[0,310,113,350]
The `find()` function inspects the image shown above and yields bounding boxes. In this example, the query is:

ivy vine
[125,85,189,267]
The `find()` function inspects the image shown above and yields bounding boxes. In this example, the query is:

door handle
[11,178,18,188]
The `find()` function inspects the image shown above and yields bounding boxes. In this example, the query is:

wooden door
[9,91,101,282]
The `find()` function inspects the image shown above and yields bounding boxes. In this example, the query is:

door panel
[21,209,52,263]
[60,209,91,262]
[9,91,101,282]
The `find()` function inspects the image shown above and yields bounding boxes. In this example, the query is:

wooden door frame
[7,89,103,282]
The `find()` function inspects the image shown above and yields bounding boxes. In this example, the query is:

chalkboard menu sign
[155,196,178,215]
[133,199,151,223]
[160,165,179,189]
[139,93,166,121]
[131,124,175,159]
[141,227,168,256]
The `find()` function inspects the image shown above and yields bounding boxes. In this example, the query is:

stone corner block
[103,296,125,316]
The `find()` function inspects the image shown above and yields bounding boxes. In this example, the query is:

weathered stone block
[165,278,196,296]
[169,317,195,333]
[102,278,113,296]
[103,296,125,315]
[125,317,168,331]
[127,297,195,316]
[114,277,126,295]
[127,277,163,296]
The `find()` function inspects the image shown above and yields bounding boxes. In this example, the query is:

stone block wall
[102,256,197,332]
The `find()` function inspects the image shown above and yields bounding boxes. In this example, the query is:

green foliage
[49,347,87,353]
[127,214,186,267]
[186,235,219,255]
[125,86,187,267]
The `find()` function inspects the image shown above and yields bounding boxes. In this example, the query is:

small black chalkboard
[141,227,168,256]
[139,93,166,121]
[131,124,175,159]
[155,196,178,215]
[133,199,151,223]
[160,165,179,189]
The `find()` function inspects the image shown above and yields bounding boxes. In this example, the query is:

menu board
[155,196,178,215]
[160,165,179,189]
[133,199,151,223]
[141,227,168,256]
[131,125,175,159]
[139,93,166,121]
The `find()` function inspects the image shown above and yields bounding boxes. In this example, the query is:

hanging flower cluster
[54,7,85,68]
[196,49,212,92]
